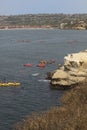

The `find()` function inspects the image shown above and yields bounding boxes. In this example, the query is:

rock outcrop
[50,50,87,89]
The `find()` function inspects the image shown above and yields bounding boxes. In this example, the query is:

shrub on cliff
[13,84,87,130]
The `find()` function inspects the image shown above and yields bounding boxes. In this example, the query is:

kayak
[0,82,21,86]
[36,63,45,67]
[23,64,32,67]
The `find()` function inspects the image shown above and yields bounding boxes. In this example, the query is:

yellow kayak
[0,82,21,86]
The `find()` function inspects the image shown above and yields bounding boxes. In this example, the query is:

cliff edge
[50,50,87,89]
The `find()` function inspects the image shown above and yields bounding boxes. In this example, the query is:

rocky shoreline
[49,50,87,89]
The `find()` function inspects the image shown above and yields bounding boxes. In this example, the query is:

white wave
[38,79,50,82]
[32,73,39,76]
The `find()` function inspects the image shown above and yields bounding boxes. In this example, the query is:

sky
[0,0,87,15]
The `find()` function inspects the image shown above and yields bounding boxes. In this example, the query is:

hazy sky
[0,0,87,15]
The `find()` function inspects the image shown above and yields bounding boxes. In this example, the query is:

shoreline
[0,26,55,30]
[0,28,86,31]
[0,26,86,31]
[0,27,54,31]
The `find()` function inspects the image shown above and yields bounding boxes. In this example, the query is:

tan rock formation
[50,50,87,89]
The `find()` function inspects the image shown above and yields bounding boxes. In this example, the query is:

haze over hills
[0,14,87,29]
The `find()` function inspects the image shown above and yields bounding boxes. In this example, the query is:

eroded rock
[50,50,87,89]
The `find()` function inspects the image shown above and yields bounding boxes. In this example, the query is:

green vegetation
[13,84,87,130]
[0,14,87,29]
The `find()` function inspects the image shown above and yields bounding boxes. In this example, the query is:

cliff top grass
[13,84,87,130]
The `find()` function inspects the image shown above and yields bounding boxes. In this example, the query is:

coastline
[0,28,54,31]
[0,26,54,30]
[13,84,87,130]
[0,26,86,30]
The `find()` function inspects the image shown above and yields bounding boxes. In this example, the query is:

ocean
[0,29,87,130]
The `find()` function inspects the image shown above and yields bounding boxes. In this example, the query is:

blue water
[0,29,87,130]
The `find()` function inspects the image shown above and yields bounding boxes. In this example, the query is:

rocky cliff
[50,50,87,89]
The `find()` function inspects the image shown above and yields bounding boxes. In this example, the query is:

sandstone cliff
[50,50,87,89]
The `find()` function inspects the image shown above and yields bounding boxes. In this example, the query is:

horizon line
[0,12,87,16]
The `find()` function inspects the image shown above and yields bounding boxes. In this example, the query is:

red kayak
[23,64,32,67]
[36,63,45,68]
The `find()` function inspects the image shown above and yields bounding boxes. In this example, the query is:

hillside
[0,14,87,29]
